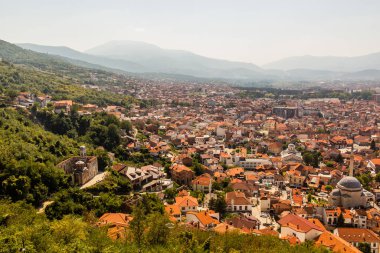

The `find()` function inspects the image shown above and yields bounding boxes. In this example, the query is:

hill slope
[18,43,145,73]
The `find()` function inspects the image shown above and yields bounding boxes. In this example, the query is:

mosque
[328,176,367,208]
[328,149,372,208]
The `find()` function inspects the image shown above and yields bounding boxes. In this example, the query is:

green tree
[209,194,227,216]
[145,213,170,245]
[104,123,120,150]
[93,148,111,171]
[325,185,333,193]
[2,175,31,201]
[129,203,146,252]
[358,242,371,253]
[336,212,345,227]
[371,139,377,151]
[192,160,204,176]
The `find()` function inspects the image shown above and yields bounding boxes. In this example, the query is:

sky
[1,0,380,65]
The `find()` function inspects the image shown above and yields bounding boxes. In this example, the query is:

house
[165,204,181,222]
[119,166,152,189]
[97,213,132,241]
[36,95,51,107]
[226,167,245,178]
[281,144,303,164]
[226,191,252,213]
[252,227,279,237]
[334,228,380,253]
[175,195,198,213]
[260,196,271,212]
[213,223,242,234]
[368,158,380,172]
[322,207,342,227]
[285,169,306,188]
[17,92,35,107]
[192,173,212,193]
[82,104,98,112]
[238,158,272,170]
[98,213,132,227]
[171,164,195,186]
[272,200,292,215]
[186,211,220,229]
[53,100,73,113]
[225,215,260,231]
[278,213,324,242]
[230,181,259,196]
[367,208,380,234]
[315,231,361,253]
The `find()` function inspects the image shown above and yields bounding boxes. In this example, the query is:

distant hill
[18,43,144,73]
[263,52,380,72]
[19,41,275,80]
[0,39,127,76]
[10,39,380,82]
[84,40,274,80]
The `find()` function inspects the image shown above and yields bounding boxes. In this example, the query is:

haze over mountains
[13,40,380,81]
[263,53,380,72]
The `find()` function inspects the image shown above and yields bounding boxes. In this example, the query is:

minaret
[349,149,354,177]
[349,137,354,177]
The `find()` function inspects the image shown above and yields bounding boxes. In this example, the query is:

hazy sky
[1,0,380,65]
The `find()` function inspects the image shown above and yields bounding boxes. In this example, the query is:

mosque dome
[337,176,362,190]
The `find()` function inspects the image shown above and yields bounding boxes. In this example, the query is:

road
[80,171,108,189]
[37,201,54,214]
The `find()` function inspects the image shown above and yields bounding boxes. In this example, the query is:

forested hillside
[0,60,133,106]
[0,108,82,206]
[0,201,330,253]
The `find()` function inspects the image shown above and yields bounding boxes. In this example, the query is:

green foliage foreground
[0,108,81,206]
[0,201,330,253]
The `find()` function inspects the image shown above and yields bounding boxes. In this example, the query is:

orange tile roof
[165,205,181,216]
[337,228,380,243]
[192,174,212,186]
[278,214,324,233]
[175,196,198,207]
[371,158,380,166]
[187,211,220,227]
[213,222,241,234]
[308,218,326,231]
[98,213,132,227]
[315,231,361,253]
[54,100,73,107]
[178,190,190,197]
[252,227,279,236]
[226,167,244,177]
[172,164,193,173]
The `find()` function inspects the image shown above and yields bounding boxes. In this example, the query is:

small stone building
[57,146,98,185]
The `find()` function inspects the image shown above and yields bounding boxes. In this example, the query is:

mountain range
[8,40,380,82]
